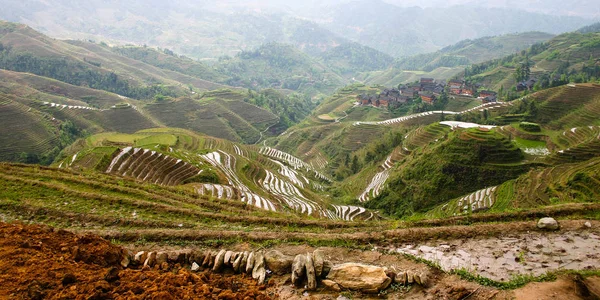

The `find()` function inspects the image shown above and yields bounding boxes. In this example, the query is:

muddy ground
[1,222,599,299]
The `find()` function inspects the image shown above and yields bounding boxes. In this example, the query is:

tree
[351,156,360,174]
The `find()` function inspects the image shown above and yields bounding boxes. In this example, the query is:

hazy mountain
[0,0,595,60]
[316,0,593,57]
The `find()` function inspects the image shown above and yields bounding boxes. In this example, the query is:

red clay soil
[0,222,274,299]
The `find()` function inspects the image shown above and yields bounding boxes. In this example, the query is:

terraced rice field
[548,126,600,164]
[533,84,600,129]
[358,153,400,203]
[259,147,331,182]
[456,186,498,213]
[0,95,58,160]
[201,151,277,212]
[105,147,202,186]
[353,102,510,127]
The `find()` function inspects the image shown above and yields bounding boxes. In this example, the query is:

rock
[143,252,157,267]
[230,252,239,265]
[240,251,249,272]
[232,253,243,272]
[171,250,191,264]
[394,271,407,285]
[386,271,396,283]
[252,252,266,284]
[537,217,559,230]
[407,271,414,284]
[134,251,146,264]
[224,251,234,266]
[419,272,429,287]
[306,253,317,291]
[264,250,293,275]
[414,273,422,285]
[313,249,325,277]
[321,260,333,278]
[291,254,307,286]
[120,254,130,268]
[213,249,227,272]
[326,263,392,292]
[156,252,168,265]
[202,250,212,267]
[208,251,217,268]
[245,251,255,274]
[321,279,341,292]
[191,262,200,272]
[585,221,592,228]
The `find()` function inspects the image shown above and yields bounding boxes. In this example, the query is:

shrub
[519,122,541,132]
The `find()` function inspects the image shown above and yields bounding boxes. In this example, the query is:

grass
[513,136,547,149]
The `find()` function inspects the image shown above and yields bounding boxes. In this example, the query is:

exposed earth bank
[0,222,599,299]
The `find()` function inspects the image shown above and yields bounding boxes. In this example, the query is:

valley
[0,5,599,299]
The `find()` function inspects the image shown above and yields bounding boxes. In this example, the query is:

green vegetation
[519,122,541,132]
[366,127,529,217]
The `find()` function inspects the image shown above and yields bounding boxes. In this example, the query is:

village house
[517,78,537,91]
[357,88,409,109]
[461,86,474,96]
[448,79,463,95]
[478,90,497,99]
[420,92,436,104]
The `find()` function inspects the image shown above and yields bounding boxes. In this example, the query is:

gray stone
[224,251,234,266]
[208,251,217,268]
[264,250,293,275]
[134,251,146,264]
[230,252,239,265]
[321,279,341,292]
[537,217,559,230]
[394,271,407,285]
[326,263,392,292]
[191,262,200,272]
[246,251,255,274]
[144,252,157,267]
[252,252,266,284]
[291,254,307,286]
[407,271,414,284]
[240,251,249,272]
[156,252,168,265]
[213,249,227,272]
[313,249,325,277]
[585,221,592,228]
[321,260,333,278]
[306,253,317,291]
[120,252,131,268]
[233,253,243,272]
[201,250,212,267]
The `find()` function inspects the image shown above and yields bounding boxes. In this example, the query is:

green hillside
[361,32,555,86]
[466,32,600,94]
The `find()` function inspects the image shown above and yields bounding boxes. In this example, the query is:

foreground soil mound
[0,222,273,299]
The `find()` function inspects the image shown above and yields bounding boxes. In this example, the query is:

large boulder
[326,263,392,293]
[264,250,293,275]
[537,217,559,230]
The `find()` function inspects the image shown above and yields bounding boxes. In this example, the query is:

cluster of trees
[333,130,403,181]
[244,89,316,131]
[0,49,176,100]
[17,121,85,165]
